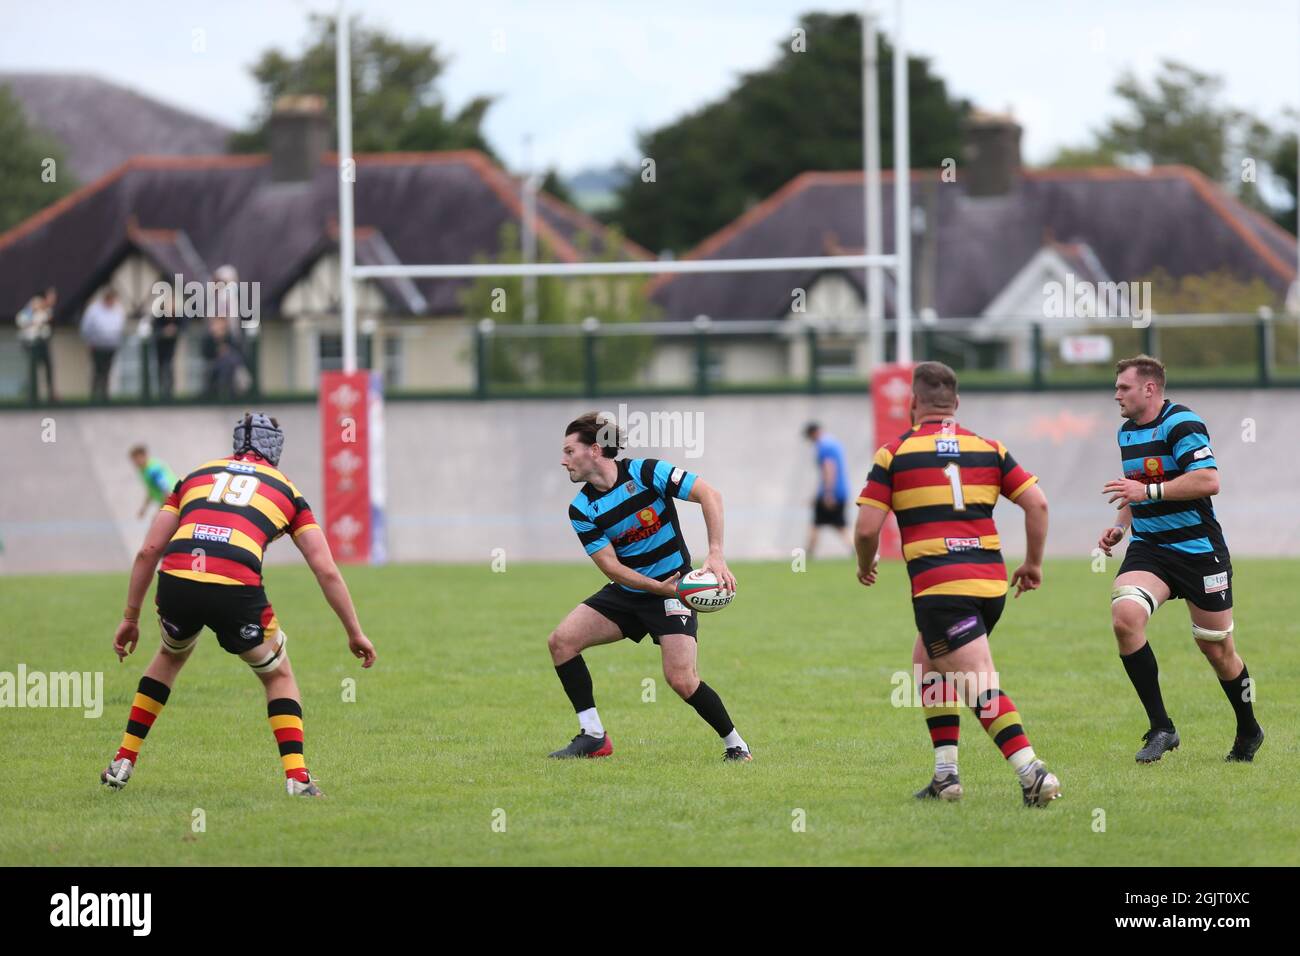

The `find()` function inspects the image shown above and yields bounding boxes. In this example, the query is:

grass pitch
[1,557,1295,866]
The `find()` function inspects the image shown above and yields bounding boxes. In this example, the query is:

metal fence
[3,311,1297,408]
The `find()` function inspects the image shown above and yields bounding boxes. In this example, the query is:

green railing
[4,311,1298,409]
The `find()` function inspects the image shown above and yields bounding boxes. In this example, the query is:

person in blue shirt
[548,412,751,762]
[1100,355,1262,765]
[804,422,852,557]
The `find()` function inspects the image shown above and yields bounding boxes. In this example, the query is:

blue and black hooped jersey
[569,458,698,592]
[1118,399,1226,556]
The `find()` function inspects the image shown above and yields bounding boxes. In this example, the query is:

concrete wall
[1,389,1295,575]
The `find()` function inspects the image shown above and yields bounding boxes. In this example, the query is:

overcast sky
[1,0,1296,175]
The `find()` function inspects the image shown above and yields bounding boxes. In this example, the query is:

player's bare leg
[942,635,1060,807]
[546,604,623,757]
[660,633,750,760]
[1112,571,1179,762]
[913,634,962,801]
[1189,604,1263,762]
[239,633,320,795]
[101,627,197,790]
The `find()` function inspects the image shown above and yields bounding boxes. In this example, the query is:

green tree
[460,223,657,390]
[1140,267,1292,371]
[0,84,77,233]
[1269,120,1296,235]
[611,12,969,253]
[229,14,495,156]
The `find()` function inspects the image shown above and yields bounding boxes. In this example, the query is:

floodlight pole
[336,1,358,374]
[892,0,912,364]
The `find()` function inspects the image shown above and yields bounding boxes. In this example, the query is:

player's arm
[686,477,737,592]
[853,502,887,586]
[1099,503,1131,556]
[1009,483,1048,598]
[292,527,376,667]
[113,508,179,661]
[853,446,894,586]
[1103,467,1219,506]
[588,544,679,596]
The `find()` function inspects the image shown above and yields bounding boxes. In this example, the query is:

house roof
[0,150,650,322]
[650,166,1299,320]
[0,72,233,183]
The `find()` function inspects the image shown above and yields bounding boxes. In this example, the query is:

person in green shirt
[130,444,178,519]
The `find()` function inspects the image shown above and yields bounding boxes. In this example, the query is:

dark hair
[803,422,820,438]
[912,361,958,410]
[129,444,147,457]
[1115,354,1166,389]
[565,411,623,459]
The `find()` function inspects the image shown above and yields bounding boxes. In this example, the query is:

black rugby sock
[554,654,596,713]
[685,681,735,737]
[1121,642,1173,730]
[1218,664,1259,738]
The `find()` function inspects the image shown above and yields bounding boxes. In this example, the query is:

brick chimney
[962,109,1022,197]
[269,94,328,183]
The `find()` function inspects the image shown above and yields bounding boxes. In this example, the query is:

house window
[383,331,403,390]
[318,332,373,374]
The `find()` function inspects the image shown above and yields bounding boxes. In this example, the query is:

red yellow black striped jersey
[159,453,319,587]
[857,419,1038,599]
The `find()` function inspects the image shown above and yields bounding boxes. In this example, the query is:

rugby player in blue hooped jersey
[1100,355,1263,764]
[547,412,751,761]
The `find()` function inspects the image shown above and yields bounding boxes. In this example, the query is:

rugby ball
[676,568,734,613]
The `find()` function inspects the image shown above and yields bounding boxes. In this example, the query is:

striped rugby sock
[268,698,309,783]
[920,674,960,777]
[115,675,170,763]
[973,688,1039,781]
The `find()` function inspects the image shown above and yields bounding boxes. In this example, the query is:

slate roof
[0,72,233,183]
[0,151,650,323]
[650,166,1298,320]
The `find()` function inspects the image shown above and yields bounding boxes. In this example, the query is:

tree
[1055,61,1285,220]
[0,84,77,233]
[460,223,656,389]
[1140,267,1292,369]
[610,12,969,253]
[229,14,496,156]
[1269,120,1296,235]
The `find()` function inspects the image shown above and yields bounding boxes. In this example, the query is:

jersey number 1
[943,462,966,512]
[207,472,260,506]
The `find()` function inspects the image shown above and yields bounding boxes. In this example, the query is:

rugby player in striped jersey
[100,413,376,797]
[1100,355,1263,763]
[854,362,1060,807]
[548,412,750,761]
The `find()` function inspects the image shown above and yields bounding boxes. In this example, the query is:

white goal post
[333,0,913,374]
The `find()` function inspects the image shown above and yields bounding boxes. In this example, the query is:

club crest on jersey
[936,438,961,457]
[944,536,981,552]
[192,523,232,543]
[1203,571,1228,594]
[624,480,636,493]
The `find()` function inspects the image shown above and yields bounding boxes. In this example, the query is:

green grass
[1,558,1296,866]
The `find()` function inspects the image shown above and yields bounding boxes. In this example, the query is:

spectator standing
[81,289,126,402]
[16,287,57,402]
